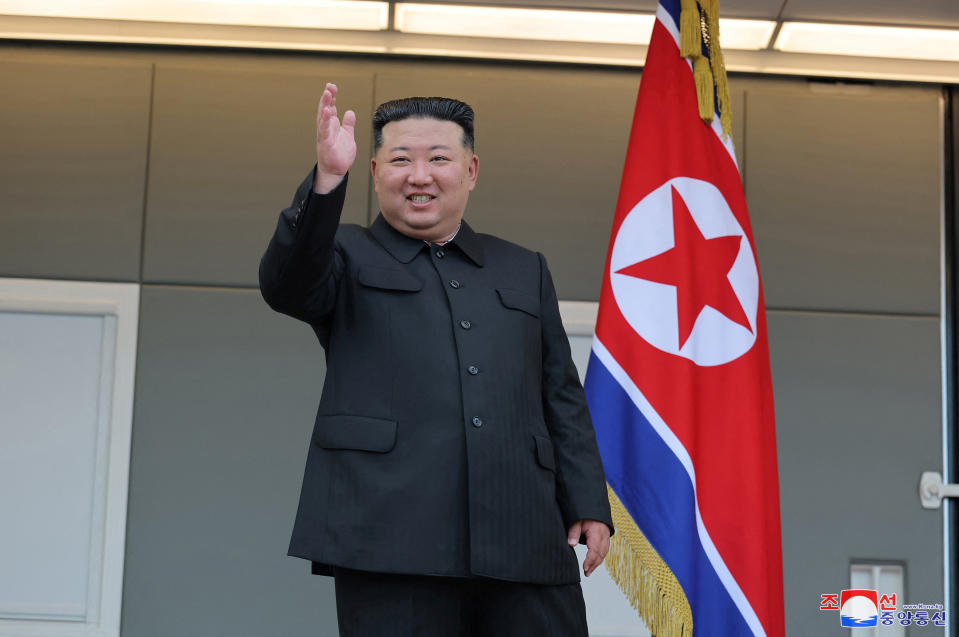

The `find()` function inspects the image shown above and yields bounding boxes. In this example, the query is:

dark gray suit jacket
[259,169,612,585]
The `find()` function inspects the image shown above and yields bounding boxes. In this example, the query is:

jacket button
[449,279,461,289]
[471,417,483,428]
[436,249,445,258]
[460,320,471,329]
[468,365,479,375]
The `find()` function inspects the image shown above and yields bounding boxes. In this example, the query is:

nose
[407,160,433,185]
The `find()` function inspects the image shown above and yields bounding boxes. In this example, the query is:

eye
[390,156,410,164]
[431,156,450,162]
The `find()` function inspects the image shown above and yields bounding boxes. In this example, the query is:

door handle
[919,471,959,509]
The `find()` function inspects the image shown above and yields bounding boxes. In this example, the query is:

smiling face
[371,117,479,243]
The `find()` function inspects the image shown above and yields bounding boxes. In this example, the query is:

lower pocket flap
[313,415,398,452]
[533,434,556,471]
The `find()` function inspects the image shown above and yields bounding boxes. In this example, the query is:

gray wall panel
[374,66,638,301]
[142,65,373,286]
[124,285,335,637]
[0,57,151,281]
[769,310,943,634]
[745,83,941,315]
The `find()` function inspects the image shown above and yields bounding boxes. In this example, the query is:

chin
[401,211,442,230]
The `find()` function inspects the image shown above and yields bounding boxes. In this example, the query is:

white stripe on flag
[655,3,681,44]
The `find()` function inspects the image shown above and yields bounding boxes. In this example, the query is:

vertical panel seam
[138,62,156,284]
[740,89,747,192]
[941,84,958,637]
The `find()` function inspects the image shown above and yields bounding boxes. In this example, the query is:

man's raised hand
[314,82,357,194]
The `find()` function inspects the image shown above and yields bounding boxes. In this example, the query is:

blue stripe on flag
[659,0,681,33]
[585,352,754,636]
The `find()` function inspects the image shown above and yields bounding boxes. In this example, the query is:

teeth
[409,195,434,203]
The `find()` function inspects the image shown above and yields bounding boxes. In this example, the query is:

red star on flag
[616,185,752,349]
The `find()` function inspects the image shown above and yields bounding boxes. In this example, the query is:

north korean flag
[584,1,785,635]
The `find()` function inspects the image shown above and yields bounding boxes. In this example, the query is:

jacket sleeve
[537,251,615,536]
[258,167,348,325]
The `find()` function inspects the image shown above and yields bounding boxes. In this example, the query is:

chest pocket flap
[358,265,422,292]
[496,288,540,318]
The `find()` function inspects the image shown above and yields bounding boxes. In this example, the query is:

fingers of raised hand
[342,109,356,133]
[314,82,356,179]
[322,82,337,103]
[317,85,342,141]
[317,83,339,122]
[318,85,331,113]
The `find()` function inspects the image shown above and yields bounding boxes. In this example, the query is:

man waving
[259,83,613,636]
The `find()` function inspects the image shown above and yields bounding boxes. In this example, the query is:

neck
[431,225,460,245]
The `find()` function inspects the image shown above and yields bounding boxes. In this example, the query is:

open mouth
[407,194,436,203]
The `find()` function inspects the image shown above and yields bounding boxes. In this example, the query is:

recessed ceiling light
[395,4,775,50]
[0,0,390,31]
[776,22,959,63]
[395,4,656,46]
[719,18,777,51]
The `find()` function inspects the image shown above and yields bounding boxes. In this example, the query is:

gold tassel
[702,0,719,21]
[699,0,734,139]
[693,55,715,122]
[605,485,693,637]
[678,0,701,58]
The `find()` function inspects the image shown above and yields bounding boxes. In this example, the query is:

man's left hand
[567,519,611,577]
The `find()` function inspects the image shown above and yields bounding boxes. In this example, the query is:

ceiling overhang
[2,2,959,84]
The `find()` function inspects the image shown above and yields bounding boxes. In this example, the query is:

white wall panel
[0,279,139,637]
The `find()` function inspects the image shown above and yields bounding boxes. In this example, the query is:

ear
[467,154,479,192]
[370,157,379,192]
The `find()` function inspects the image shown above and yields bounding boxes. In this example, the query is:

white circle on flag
[610,177,759,367]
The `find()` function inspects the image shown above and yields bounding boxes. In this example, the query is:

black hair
[372,97,475,152]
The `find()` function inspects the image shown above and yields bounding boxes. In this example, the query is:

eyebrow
[387,145,452,152]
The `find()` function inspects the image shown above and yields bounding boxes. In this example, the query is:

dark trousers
[333,567,589,637]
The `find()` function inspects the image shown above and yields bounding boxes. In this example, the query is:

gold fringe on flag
[605,485,693,637]
[677,0,733,139]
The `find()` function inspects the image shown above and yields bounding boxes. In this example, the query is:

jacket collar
[449,219,485,267]
[370,214,485,267]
